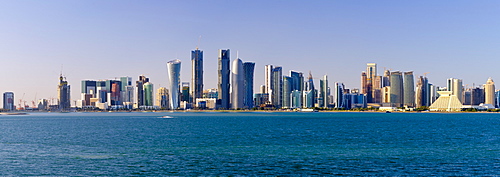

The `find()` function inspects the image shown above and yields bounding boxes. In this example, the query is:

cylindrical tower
[167,59,181,109]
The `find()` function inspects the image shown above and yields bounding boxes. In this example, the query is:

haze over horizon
[2,0,500,106]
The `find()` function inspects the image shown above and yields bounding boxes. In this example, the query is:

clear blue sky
[1,0,500,106]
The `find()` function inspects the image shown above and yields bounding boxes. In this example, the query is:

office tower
[496,90,500,108]
[447,78,463,103]
[143,82,154,106]
[382,86,391,104]
[218,49,230,109]
[191,49,203,103]
[96,80,107,103]
[106,80,122,106]
[290,71,304,92]
[231,58,244,109]
[120,77,132,103]
[291,90,302,108]
[334,82,344,108]
[484,78,495,105]
[181,82,190,102]
[167,59,181,109]
[271,67,283,108]
[136,75,149,106]
[283,76,292,108]
[383,69,391,87]
[361,72,368,94]
[156,87,169,109]
[422,77,430,106]
[390,71,403,107]
[366,63,377,81]
[243,62,255,108]
[470,87,484,105]
[319,75,328,108]
[265,65,273,94]
[415,76,424,107]
[403,71,415,107]
[303,72,316,107]
[429,84,437,104]
[81,80,97,96]
[3,92,14,111]
[58,74,71,110]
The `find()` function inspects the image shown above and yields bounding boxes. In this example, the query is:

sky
[1,0,500,106]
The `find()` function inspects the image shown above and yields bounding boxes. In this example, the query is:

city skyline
[2,1,500,107]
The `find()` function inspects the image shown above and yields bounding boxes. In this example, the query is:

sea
[1,112,500,176]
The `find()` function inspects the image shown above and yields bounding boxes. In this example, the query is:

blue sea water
[1,112,500,176]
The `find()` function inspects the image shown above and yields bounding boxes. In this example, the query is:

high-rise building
[390,71,403,107]
[366,63,377,80]
[334,82,344,108]
[58,75,71,110]
[156,87,169,109]
[3,92,14,111]
[265,65,273,95]
[271,66,283,108]
[218,49,230,109]
[282,76,292,108]
[470,87,484,105]
[191,49,203,103]
[120,77,133,103]
[447,78,463,103]
[181,82,190,102]
[290,70,304,92]
[361,72,368,94]
[143,82,154,106]
[319,75,328,108]
[243,62,255,109]
[136,75,149,106]
[383,69,391,87]
[231,58,244,109]
[484,78,495,105]
[167,59,181,109]
[304,72,316,107]
[415,76,425,107]
[403,71,415,107]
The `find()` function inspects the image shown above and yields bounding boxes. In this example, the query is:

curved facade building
[231,58,244,109]
[167,59,181,109]
[484,78,495,105]
[390,71,403,107]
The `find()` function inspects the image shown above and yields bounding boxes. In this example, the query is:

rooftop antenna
[196,35,202,50]
[237,50,239,59]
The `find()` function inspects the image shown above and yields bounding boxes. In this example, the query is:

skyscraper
[120,77,133,103]
[243,62,255,109]
[383,69,391,87]
[143,82,154,106]
[3,92,14,111]
[361,72,368,94]
[156,87,169,109]
[403,71,415,107]
[484,78,495,105]
[319,75,328,108]
[136,75,149,106]
[58,74,71,110]
[167,59,181,109]
[271,66,283,108]
[304,71,316,107]
[265,65,273,95]
[290,70,304,92]
[218,49,230,109]
[181,82,190,102]
[282,76,292,108]
[334,82,344,108]
[231,58,244,109]
[447,78,463,103]
[415,76,425,107]
[191,49,203,103]
[390,71,403,107]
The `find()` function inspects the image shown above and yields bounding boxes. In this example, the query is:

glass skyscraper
[167,59,181,109]
[243,62,255,109]
[390,71,403,107]
[218,49,230,109]
[403,71,415,107]
[191,49,203,103]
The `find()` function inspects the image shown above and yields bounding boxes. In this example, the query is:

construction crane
[18,93,25,110]
[423,72,430,77]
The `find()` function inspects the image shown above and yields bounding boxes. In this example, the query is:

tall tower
[3,92,14,111]
[319,75,329,108]
[167,59,181,109]
[290,70,304,92]
[136,75,149,106]
[403,71,415,107]
[389,71,403,107]
[484,78,495,105]
[447,78,463,103]
[218,49,231,109]
[156,87,169,109]
[334,82,344,108]
[361,72,368,94]
[191,49,203,103]
[271,67,283,108]
[415,76,425,108]
[58,75,71,110]
[231,58,244,109]
[243,62,255,108]
[143,82,154,106]
[264,65,274,95]
[282,76,292,108]
[366,63,377,80]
